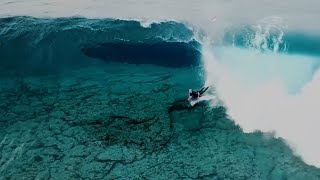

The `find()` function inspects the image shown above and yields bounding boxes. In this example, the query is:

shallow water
[1,62,319,179]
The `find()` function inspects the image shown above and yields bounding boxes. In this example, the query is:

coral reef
[0,63,319,179]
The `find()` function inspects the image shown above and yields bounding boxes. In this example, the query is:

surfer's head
[189,89,192,93]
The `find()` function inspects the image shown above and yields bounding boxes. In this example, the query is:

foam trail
[202,42,320,166]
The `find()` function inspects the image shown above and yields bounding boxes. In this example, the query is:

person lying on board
[188,87,209,101]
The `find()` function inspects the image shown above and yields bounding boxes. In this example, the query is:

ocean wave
[1,16,319,74]
[0,16,199,73]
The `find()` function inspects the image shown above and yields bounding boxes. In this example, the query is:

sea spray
[202,31,320,166]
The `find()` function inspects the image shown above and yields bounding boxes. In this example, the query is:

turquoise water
[1,17,320,179]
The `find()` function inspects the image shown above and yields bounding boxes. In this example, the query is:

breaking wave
[1,15,320,167]
[0,16,200,74]
[202,18,320,167]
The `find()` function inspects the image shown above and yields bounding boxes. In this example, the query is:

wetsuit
[189,91,199,99]
[189,87,209,100]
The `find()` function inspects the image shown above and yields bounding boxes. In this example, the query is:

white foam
[202,44,320,167]
[189,94,217,107]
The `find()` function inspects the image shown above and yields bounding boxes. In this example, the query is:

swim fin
[199,87,209,95]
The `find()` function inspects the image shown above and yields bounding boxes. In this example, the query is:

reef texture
[0,63,319,180]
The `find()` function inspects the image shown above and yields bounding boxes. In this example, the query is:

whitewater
[1,0,320,168]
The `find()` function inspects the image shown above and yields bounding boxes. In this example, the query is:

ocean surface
[1,0,320,179]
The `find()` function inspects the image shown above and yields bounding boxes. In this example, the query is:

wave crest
[0,16,199,73]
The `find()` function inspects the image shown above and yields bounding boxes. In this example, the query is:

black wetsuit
[189,87,209,99]
[189,91,199,99]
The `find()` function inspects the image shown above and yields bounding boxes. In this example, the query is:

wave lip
[223,27,320,57]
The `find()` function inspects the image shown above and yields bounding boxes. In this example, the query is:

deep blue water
[0,17,199,73]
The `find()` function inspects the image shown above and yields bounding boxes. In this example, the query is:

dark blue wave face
[1,16,319,75]
[222,27,320,56]
[81,41,200,67]
[0,16,199,74]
